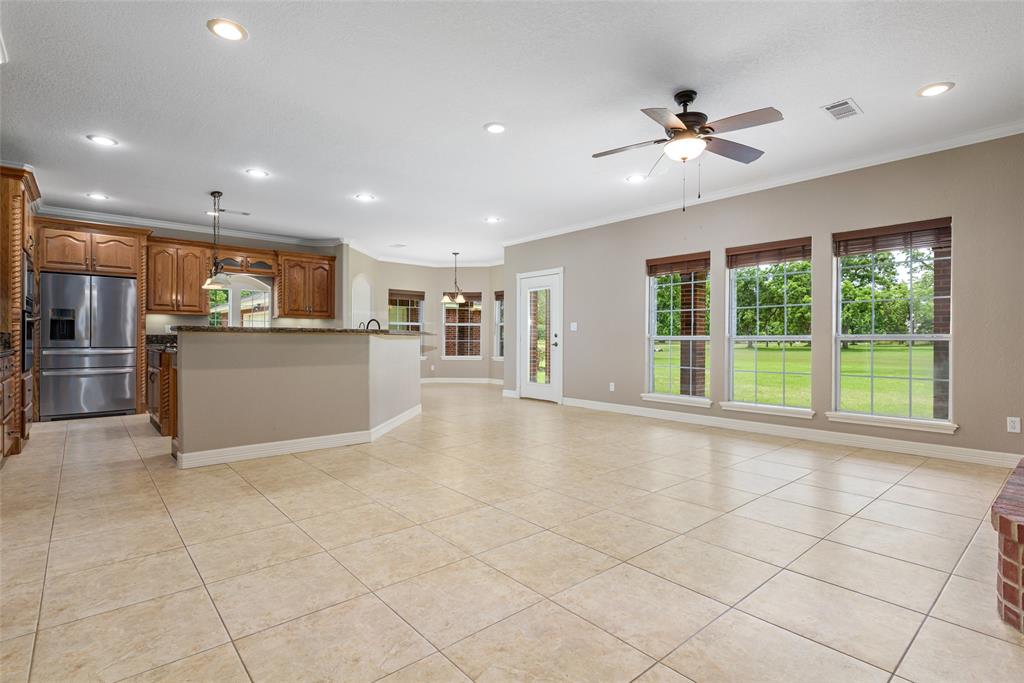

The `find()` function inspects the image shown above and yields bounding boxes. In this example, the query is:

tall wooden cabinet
[277,255,334,318]
[147,242,210,314]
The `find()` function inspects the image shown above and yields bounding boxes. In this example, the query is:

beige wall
[504,135,1024,455]
[343,245,505,380]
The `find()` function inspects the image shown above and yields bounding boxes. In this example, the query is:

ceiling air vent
[822,98,862,120]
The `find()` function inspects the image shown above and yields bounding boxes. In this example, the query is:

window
[207,275,272,327]
[834,219,951,422]
[388,289,425,354]
[494,291,505,358]
[727,238,812,409]
[443,293,482,358]
[646,252,711,399]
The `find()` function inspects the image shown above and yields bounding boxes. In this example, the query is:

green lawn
[651,341,946,419]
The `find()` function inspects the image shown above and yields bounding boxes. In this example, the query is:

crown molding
[33,204,343,248]
[346,241,504,269]
[502,121,1024,248]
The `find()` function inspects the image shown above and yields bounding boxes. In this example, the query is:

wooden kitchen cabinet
[39,226,140,275]
[277,255,334,318]
[217,249,277,276]
[91,233,139,274]
[147,242,210,315]
[39,228,91,271]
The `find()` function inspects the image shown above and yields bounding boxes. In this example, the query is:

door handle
[552,342,559,347]
[42,368,134,376]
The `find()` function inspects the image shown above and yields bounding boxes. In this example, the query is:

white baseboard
[502,389,520,398]
[370,404,422,440]
[421,377,503,385]
[562,397,1021,468]
[177,403,421,469]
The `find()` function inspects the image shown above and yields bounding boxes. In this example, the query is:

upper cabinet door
[216,251,247,273]
[281,259,309,316]
[245,255,276,275]
[91,233,139,275]
[40,228,91,272]
[308,261,333,317]
[176,246,210,314]
[147,245,178,312]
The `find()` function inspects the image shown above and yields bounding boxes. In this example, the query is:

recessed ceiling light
[484,122,506,134]
[917,82,955,97]
[625,174,647,184]
[484,216,502,224]
[244,168,270,178]
[86,134,118,146]
[207,18,248,41]
[353,193,377,202]
[85,192,109,200]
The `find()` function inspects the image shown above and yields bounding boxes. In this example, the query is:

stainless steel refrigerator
[41,273,137,419]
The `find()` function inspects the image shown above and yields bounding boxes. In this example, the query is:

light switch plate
[1008,417,1022,433]
[609,382,615,392]
[570,322,578,332]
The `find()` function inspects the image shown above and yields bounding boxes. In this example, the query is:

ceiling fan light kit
[592,89,782,165]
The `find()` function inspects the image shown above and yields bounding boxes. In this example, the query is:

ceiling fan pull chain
[698,157,702,199]
[681,160,687,212]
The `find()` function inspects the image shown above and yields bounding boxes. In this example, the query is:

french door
[517,268,563,403]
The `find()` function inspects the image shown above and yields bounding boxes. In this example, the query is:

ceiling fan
[592,90,783,164]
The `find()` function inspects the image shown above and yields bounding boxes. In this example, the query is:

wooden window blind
[832,218,952,257]
[494,290,504,301]
[726,238,812,269]
[443,291,482,302]
[646,251,711,277]
[388,289,425,301]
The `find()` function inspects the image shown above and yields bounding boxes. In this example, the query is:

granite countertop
[171,326,418,336]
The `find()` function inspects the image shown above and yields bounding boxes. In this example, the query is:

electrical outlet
[609,382,615,392]
[1008,417,1022,434]
[430,364,435,372]
[570,322,578,332]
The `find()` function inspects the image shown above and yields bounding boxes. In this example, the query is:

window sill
[825,411,959,434]
[641,393,712,408]
[491,356,504,362]
[720,401,815,419]
[441,356,483,361]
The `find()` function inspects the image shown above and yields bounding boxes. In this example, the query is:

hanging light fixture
[441,252,466,304]
[202,190,232,290]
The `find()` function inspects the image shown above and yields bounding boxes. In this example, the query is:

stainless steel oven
[22,258,36,373]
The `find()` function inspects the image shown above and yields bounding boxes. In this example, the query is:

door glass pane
[528,288,551,385]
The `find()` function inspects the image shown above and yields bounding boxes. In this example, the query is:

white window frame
[442,299,483,360]
[388,296,424,356]
[644,270,712,407]
[207,276,272,328]
[725,261,814,416]
[493,297,505,360]
[829,248,956,432]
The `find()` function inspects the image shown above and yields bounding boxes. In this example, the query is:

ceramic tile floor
[1,385,1022,682]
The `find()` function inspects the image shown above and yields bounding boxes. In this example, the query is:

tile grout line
[126,419,256,683]
[25,421,69,683]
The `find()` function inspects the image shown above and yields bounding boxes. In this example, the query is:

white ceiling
[2,2,1022,266]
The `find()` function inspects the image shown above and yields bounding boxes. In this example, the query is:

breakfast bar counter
[170,327,421,468]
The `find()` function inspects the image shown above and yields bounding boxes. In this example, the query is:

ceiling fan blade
[642,108,686,131]
[592,138,668,158]
[705,107,782,134]
[646,152,669,178]
[705,137,765,164]
[219,208,252,216]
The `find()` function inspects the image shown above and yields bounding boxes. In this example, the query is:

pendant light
[202,190,232,290]
[441,252,466,304]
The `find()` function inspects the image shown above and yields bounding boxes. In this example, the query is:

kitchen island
[170,326,421,468]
